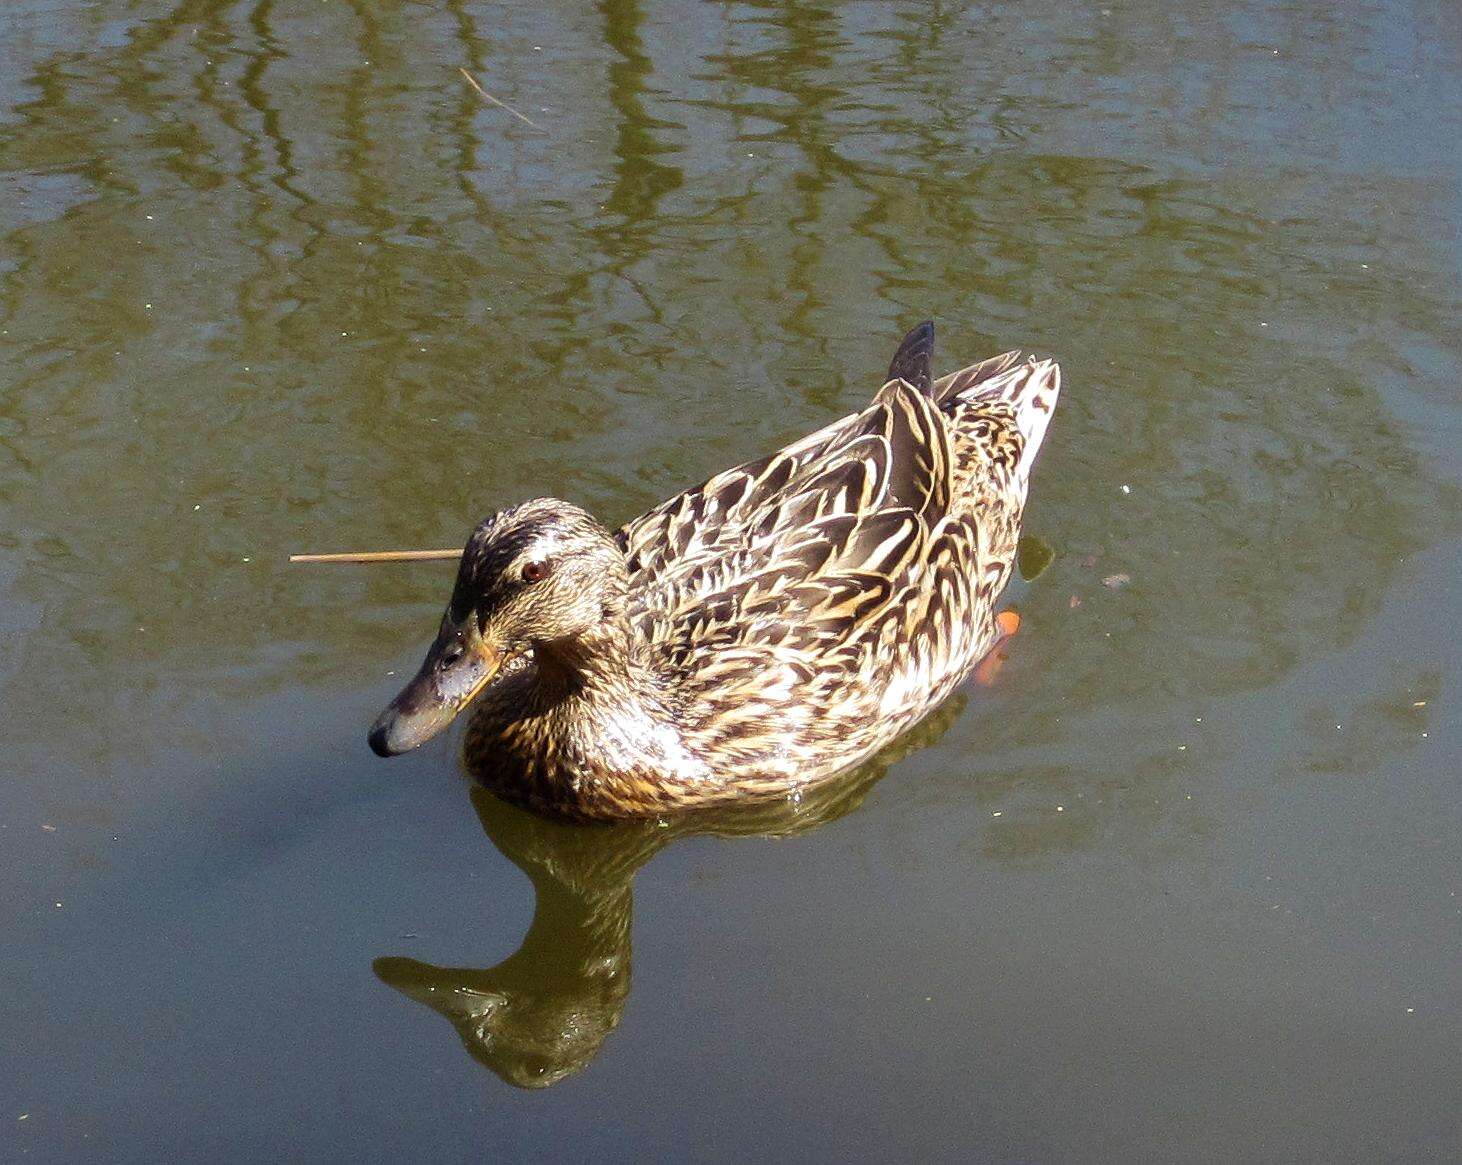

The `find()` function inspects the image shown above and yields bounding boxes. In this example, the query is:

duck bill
[368,639,504,757]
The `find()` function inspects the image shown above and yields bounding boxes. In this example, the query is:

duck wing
[617,371,949,584]
[617,345,1061,773]
[624,379,955,665]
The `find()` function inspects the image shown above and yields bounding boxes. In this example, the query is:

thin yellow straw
[288,549,463,564]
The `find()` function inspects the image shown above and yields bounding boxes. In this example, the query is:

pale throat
[524,619,700,779]
[528,611,655,705]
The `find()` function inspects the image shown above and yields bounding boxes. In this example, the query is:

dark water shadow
[373,695,966,1089]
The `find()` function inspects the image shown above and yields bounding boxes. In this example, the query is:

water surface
[2,1,1459,1159]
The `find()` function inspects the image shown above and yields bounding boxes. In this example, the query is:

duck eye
[521,560,549,583]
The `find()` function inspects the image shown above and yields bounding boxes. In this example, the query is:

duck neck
[530,613,656,706]
[518,614,706,795]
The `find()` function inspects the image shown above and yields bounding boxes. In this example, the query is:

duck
[368,322,1061,820]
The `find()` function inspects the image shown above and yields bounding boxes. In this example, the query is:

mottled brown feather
[463,343,1061,819]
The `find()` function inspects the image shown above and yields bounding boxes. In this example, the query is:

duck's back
[613,349,1060,783]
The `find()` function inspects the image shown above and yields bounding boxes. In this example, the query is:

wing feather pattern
[608,337,1059,776]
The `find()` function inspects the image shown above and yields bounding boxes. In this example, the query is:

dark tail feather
[886,320,935,396]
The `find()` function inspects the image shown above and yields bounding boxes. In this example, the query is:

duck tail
[942,354,1061,483]
[996,357,1061,481]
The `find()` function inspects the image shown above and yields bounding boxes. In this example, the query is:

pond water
[2,0,1459,1159]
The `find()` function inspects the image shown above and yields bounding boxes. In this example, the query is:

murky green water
[3,0,1459,1158]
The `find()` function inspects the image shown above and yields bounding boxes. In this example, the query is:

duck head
[368,498,627,756]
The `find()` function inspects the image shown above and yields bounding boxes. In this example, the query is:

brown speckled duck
[369,322,1060,820]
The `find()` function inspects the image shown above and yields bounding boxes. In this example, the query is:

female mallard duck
[369,323,1060,820]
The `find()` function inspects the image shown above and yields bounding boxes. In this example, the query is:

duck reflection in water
[373,696,970,1089]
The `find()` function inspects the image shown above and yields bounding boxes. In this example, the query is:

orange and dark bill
[368,634,505,756]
